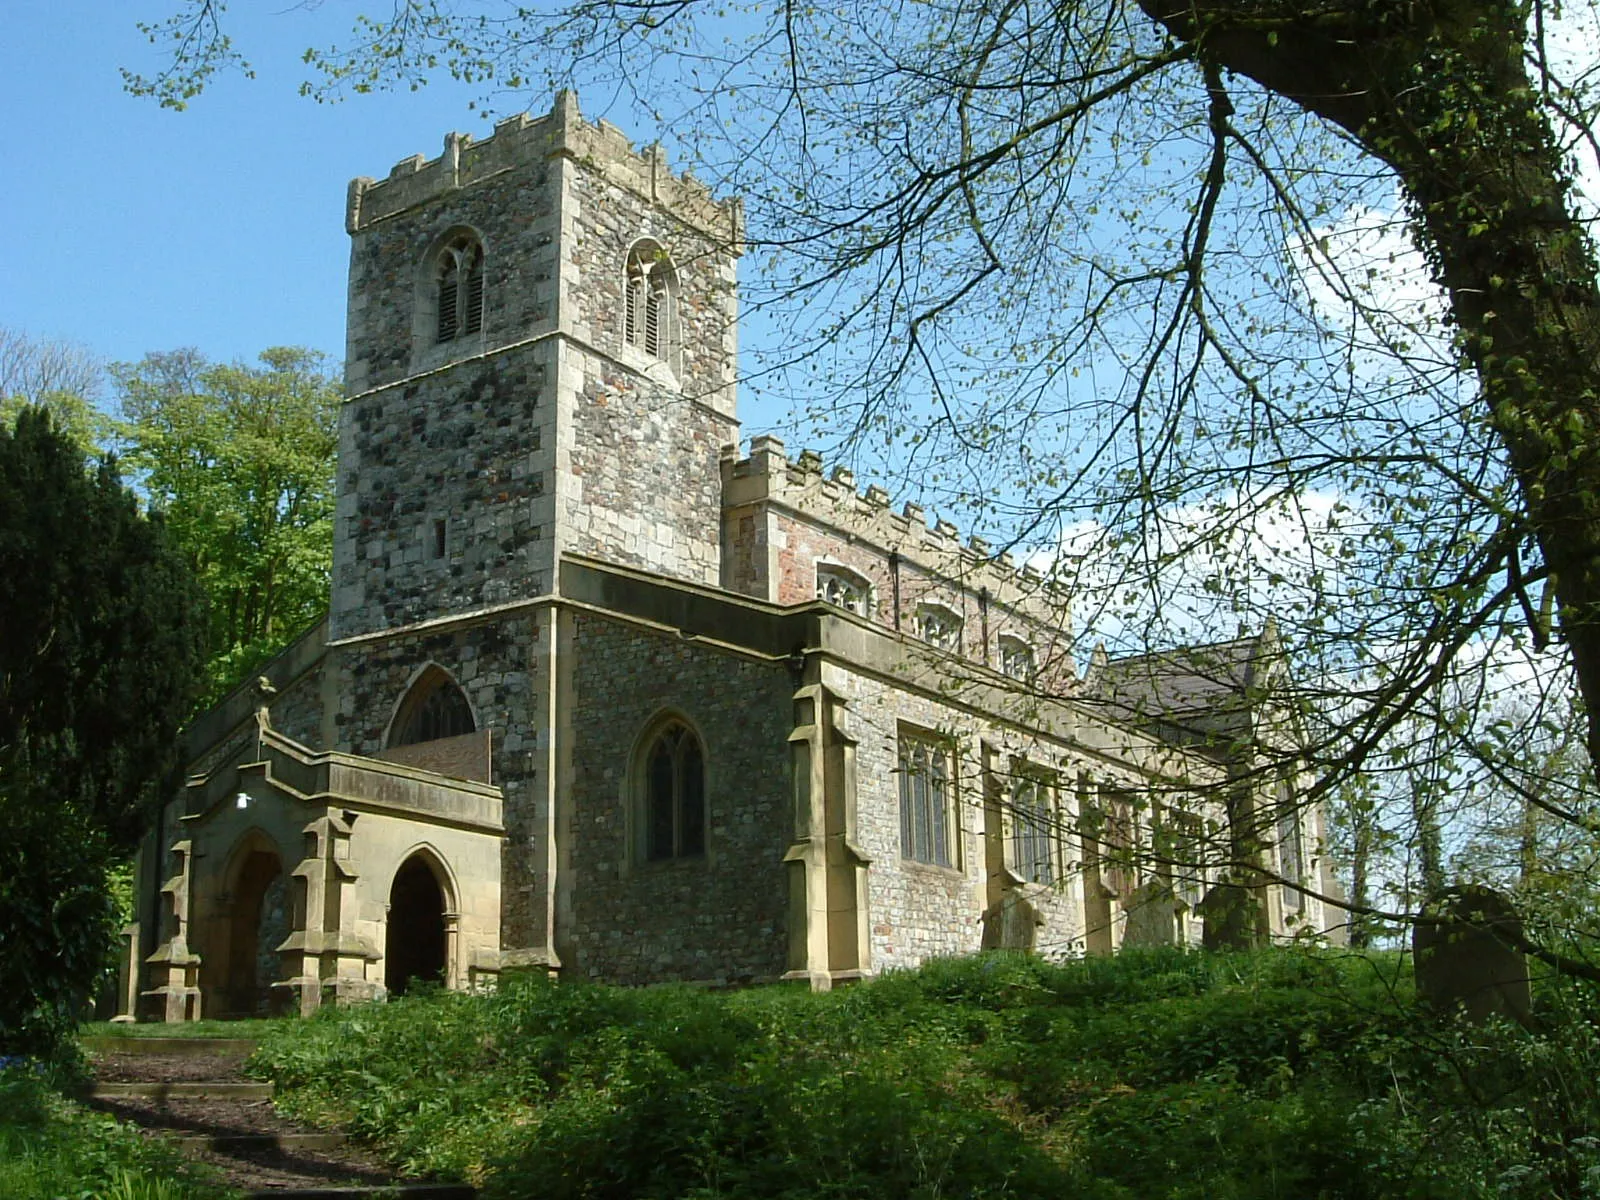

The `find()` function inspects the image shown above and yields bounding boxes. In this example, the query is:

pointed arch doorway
[385,853,450,996]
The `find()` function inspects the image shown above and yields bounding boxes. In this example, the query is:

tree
[115,346,340,701]
[130,2,1600,964]
[0,326,115,455]
[0,408,206,1055]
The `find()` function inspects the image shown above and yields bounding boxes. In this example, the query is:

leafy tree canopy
[115,346,340,702]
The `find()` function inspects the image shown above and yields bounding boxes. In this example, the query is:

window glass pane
[679,736,705,857]
[647,740,676,860]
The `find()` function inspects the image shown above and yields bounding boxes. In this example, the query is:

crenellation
[349,92,741,243]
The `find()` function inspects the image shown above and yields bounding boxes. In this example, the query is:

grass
[0,1062,231,1200]
[247,946,1600,1199]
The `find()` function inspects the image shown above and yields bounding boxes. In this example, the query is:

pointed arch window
[640,721,706,862]
[389,667,476,747]
[435,234,485,343]
[624,242,676,361]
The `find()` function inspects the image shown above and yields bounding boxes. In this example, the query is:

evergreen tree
[0,407,205,1055]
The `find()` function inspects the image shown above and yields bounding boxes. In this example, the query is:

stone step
[91,1081,274,1101]
[171,1131,349,1154]
[82,1035,258,1056]
[241,1191,475,1200]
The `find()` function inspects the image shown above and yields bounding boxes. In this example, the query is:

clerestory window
[435,234,485,343]
[998,635,1036,683]
[816,563,872,617]
[915,603,963,653]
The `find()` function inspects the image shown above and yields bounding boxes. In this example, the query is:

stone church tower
[129,94,1337,1022]
[326,90,746,972]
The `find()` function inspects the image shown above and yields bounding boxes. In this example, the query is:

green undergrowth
[250,948,1600,1199]
[0,1062,230,1200]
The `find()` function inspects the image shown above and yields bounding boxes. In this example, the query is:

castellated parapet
[720,434,1076,687]
[347,90,744,246]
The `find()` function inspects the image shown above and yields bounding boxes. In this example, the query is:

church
[127,93,1339,1021]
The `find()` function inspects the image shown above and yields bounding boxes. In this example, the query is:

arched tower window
[389,666,476,747]
[624,241,677,361]
[639,720,706,862]
[435,234,485,343]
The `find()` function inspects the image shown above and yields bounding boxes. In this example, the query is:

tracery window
[624,241,676,360]
[998,636,1036,683]
[389,667,476,747]
[1009,769,1057,885]
[1275,774,1306,913]
[435,234,485,343]
[915,603,963,653]
[899,731,955,867]
[642,721,706,862]
[1164,812,1207,910]
[816,563,872,616]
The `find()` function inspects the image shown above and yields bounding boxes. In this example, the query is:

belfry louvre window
[624,242,675,360]
[436,235,485,343]
[644,722,706,861]
[1010,770,1056,885]
[899,732,955,867]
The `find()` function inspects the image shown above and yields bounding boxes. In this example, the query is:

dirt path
[84,1037,473,1197]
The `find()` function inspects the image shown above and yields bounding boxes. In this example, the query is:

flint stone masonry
[333,351,554,639]
[562,614,792,984]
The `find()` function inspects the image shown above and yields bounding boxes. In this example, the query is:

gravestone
[1198,882,1263,951]
[1122,880,1181,948]
[1413,885,1533,1027]
[980,889,1045,951]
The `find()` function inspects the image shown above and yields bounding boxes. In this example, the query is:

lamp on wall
[235,792,250,810]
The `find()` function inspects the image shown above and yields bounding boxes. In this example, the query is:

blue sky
[1,1,790,428]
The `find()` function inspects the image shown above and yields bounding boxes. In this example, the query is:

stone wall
[559,345,733,587]
[561,613,792,984]
[328,614,546,949]
[332,349,555,639]
[270,660,325,749]
[829,666,988,971]
[561,151,739,413]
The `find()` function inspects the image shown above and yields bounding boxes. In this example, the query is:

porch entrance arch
[385,853,451,995]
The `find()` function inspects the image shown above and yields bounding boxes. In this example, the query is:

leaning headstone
[1122,880,1180,948]
[1413,885,1533,1027]
[980,889,1044,952]
[1198,882,1262,951]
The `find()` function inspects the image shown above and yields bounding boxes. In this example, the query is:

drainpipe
[980,588,990,666]
[889,551,902,631]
